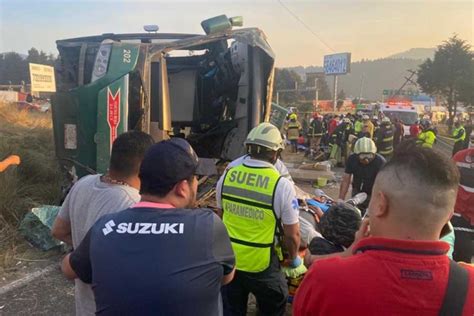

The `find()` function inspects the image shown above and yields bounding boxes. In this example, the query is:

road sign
[323,53,351,75]
[29,63,56,92]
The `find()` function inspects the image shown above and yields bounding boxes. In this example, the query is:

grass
[0,101,64,273]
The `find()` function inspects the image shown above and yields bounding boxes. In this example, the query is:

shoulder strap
[439,260,469,316]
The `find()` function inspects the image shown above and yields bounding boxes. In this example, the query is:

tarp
[19,205,62,250]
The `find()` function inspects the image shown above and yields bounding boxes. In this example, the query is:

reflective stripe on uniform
[222,186,273,205]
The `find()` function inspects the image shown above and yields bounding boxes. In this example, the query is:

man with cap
[61,138,236,316]
[216,122,301,316]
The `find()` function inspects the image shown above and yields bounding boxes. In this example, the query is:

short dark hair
[109,131,155,177]
[383,141,459,190]
[320,203,362,248]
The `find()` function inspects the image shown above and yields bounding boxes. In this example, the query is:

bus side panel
[96,75,129,173]
[51,92,80,169]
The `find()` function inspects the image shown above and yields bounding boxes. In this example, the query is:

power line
[277,0,336,53]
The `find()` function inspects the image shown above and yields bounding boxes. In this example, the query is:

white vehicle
[379,102,419,136]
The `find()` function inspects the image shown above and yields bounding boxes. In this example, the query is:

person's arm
[339,173,352,200]
[61,228,93,283]
[222,268,235,285]
[61,253,76,279]
[52,217,72,245]
[215,172,226,218]
[283,223,300,260]
[52,188,75,245]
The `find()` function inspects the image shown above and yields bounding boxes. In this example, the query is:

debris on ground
[18,205,62,251]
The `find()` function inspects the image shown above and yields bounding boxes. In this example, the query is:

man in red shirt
[451,134,474,263]
[328,115,340,136]
[410,120,421,138]
[294,143,474,316]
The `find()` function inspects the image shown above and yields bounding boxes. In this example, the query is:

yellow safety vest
[221,164,281,273]
[354,120,363,133]
[417,130,436,148]
[287,121,301,140]
[452,126,466,143]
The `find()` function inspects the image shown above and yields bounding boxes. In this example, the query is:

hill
[387,48,435,60]
[287,57,426,101]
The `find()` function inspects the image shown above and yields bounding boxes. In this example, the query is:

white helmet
[244,122,284,151]
[362,115,370,120]
[354,137,377,154]
[382,117,391,123]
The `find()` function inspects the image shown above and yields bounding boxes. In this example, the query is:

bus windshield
[383,110,418,125]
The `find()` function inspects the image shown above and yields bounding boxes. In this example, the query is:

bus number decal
[123,49,131,63]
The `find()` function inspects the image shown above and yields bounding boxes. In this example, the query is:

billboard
[323,53,351,75]
[29,63,56,92]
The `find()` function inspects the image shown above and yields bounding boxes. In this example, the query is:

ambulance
[379,100,420,136]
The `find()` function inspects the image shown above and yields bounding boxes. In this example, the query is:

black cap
[139,138,216,192]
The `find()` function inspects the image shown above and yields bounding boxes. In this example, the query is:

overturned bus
[51,15,275,177]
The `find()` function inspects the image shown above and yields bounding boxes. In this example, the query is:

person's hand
[337,198,345,204]
[290,256,302,268]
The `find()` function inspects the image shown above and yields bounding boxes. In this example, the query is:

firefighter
[416,119,437,149]
[330,118,354,166]
[217,122,301,316]
[307,113,324,154]
[286,113,301,153]
[362,115,374,139]
[374,117,394,160]
[354,112,364,135]
[452,120,466,156]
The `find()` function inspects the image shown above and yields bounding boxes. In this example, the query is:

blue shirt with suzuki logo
[69,203,235,316]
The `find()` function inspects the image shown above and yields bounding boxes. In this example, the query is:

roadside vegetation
[0,101,63,274]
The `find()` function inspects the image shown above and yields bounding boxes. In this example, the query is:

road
[434,135,455,156]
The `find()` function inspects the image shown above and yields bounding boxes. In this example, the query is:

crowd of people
[50,115,474,315]
[285,111,473,162]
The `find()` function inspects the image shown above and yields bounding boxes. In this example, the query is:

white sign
[29,63,56,92]
[324,53,351,75]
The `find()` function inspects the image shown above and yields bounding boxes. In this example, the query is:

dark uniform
[375,121,394,160]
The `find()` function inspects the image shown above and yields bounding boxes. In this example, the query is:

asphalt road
[434,135,455,156]
[0,263,74,315]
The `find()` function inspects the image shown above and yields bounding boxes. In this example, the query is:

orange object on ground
[0,155,21,172]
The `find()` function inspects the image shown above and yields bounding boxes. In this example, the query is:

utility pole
[358,73,365,102]
[395,69,417,96]
[315,77,319,111]
[333,75,338,111]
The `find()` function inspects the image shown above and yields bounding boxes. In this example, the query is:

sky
[0,0,472,67]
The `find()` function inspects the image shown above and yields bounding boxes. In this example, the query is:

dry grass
[0,101,64,272]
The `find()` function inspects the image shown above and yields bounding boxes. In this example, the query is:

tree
[26,47,51,65]
[417,35,474,129]
[0,52,28,84]
[273,68,303,106]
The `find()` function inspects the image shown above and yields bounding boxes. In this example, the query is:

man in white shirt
[52,130,154,316]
